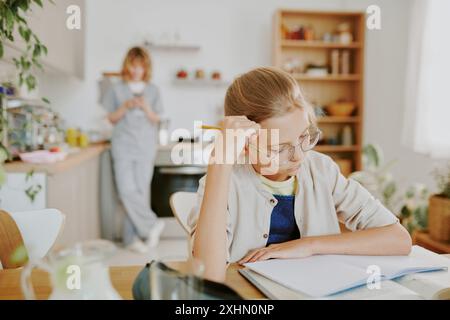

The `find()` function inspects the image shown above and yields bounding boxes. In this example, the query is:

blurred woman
[101,47,165,253]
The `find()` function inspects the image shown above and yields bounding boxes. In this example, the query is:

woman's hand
[134,97,160,123]
[108,98,139,124]
[210,116,260,165]
[238,238,315,264]
[122,98,139,110]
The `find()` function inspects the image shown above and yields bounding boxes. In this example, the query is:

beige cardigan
[187,151,399,263]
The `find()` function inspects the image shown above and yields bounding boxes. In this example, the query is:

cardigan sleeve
[325,157,399,231]
[187,175,234,263]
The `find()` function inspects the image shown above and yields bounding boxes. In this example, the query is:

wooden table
[0,263,265,300]
[3,256,449,300]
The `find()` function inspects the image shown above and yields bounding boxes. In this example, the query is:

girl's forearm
[307,223,412,256]
[193,164,233,282]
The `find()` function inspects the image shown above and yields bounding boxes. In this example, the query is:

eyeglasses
[249,126,322,164]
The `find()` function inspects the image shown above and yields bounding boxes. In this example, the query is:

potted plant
[0,0,50,187]
[350,144,429,234]
[428,163,450,242]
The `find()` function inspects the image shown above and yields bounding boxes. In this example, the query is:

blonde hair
[121,47,152,82]
[224,67,316,125]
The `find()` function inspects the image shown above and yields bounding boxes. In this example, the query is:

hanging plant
[0,0,51,187]
[0,0,52,91]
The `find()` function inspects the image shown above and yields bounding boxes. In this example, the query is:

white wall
[38,0,443,192]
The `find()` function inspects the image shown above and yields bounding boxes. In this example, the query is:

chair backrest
[0,209,65,269]
[169,192,197,235]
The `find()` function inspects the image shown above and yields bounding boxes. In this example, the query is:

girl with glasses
[188,67,411,282]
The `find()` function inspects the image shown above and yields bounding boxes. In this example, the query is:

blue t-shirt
[266,194,300,246]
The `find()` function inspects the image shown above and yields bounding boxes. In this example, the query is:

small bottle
[331,50,340,75]
[341,50,350,75]
[341,125,353,146]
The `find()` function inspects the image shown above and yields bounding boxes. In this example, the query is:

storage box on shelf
[273,10,365,172]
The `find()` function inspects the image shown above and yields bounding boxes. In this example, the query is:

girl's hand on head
[238,238,314,264]
[211,116,260,165]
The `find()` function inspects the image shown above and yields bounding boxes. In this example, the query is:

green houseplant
[349,144,429,234]
[0,0,50,91]
[0,0,50,186]
[428,163,450,242]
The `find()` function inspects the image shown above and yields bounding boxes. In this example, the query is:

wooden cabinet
[47,154,101,247]
[3,144,108,247]
[272,10,365,172]
[3,0,85,78]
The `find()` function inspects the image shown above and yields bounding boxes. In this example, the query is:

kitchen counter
[4,142,110,175]
[1,142,111,246]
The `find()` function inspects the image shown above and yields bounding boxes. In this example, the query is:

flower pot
[428,195,450,242]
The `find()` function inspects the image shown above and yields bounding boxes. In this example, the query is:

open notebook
[240,246,449,298]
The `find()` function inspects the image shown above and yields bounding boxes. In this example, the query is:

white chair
[0,208,65,269]
[169,192,197,235]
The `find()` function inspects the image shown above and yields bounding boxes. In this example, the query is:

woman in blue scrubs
[101,47,165,253]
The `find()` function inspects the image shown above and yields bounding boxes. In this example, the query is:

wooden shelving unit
[172,78,230,87]
[272,9,365,172]
[292,74,361,81]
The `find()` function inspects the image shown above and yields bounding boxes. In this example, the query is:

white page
[244,255,369,297]
[240,268,424,300]
[328,247,447,278]
[244,246,448,297]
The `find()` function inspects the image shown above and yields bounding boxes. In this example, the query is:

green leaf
[18,25,30,42]
[25,184,42,202]
[42,97,50,104]
[25,74,36,91]
[5,8,15,32]
[33,43,41,58]
[10,245,29,265]
[400,205,410,218]
[33,0,44,8]
[0,146,8,163]
[363,144,380,169]
[17,1,30,12]
[0,165,6,186]
[25,169,35,181]
[383,181,397,200]
[41,44,48,55]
